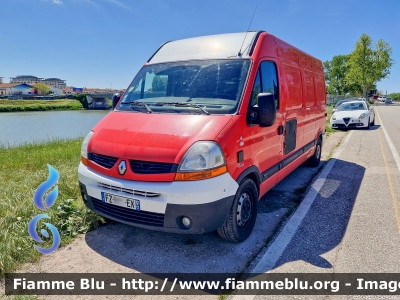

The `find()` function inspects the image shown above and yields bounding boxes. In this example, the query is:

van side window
[260,62,279,109]
[248,62,279,125]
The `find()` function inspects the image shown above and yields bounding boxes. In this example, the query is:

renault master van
[78,31,326,242]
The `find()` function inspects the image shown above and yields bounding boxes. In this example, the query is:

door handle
[278,125,284,135]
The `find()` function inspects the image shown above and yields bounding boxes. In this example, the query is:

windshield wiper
[155,102,210,115]
[129,101,153,114]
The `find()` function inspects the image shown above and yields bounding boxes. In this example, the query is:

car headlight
[332,114,336,120]
[359,113,366,120]
[175,141,227,181]
[81,131,94,165]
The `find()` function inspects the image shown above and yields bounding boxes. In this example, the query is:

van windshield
[117,59,251,115]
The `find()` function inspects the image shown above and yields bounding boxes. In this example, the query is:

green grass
[0,100,82,112]
[1,296,38,300]
[325,105,338,136]
[0,139,104,276]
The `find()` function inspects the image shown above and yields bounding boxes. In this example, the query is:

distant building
[10,75,42,85]
[0,83,17,96]
[10,75,67,90]
[11,83,35,95]
[43,78,67,90]
[50,87,63,95]
[0,77,3,84]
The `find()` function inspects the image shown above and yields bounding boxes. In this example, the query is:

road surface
[242,101,400,299]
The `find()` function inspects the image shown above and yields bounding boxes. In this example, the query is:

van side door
[247,60,283,190]
[302,70,317,145]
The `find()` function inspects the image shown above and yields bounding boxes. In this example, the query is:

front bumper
[321,132,327,146]
[331,118,368,129]
[78,163,238,234]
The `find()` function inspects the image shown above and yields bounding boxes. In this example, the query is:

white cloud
[42,0,64,4]
[101,0,129,10]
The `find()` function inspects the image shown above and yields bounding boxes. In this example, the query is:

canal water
[0,110,110,147]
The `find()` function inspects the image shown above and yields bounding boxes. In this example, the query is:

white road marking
[376,108,400,175]
[230,131,353,300]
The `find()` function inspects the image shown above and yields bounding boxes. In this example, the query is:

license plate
[101,192,140,211]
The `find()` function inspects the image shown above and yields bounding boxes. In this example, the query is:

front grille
[91,197,164,227]
[333,123,357,129]
[97,182,160,198]
[89,153,118,169]
[130,160,178,174]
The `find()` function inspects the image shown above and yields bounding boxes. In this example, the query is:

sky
[1,0,399,93]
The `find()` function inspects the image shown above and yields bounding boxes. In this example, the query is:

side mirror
[112,94,121,109]
[258,93,276,127]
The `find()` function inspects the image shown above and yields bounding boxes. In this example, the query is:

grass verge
[0,100,82,112]
[0,139,104,276]
[325,105,338,136]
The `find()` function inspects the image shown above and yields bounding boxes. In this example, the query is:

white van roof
[147,31,260,64]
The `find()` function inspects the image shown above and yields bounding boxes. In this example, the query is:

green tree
[323,55,350,95]
[152,75,167,91]
[388,92,400,101]
[346,34,394,98]
[34,83,51,95]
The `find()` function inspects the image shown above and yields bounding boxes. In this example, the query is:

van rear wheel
[217,178,258,242]
[306,138,322,167]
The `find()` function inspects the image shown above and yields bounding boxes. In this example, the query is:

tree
[323,55,350,95]
[346,34,394,98]
[323,55,364,96]
[152,76,167,92]
[34,83,51,95]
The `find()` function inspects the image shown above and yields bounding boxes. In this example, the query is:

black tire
[371,116,375,126]
[306,138,322,167]
[217,178,258,242]
[367,119,370,129]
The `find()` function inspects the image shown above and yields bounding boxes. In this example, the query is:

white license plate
[101,192,140,211]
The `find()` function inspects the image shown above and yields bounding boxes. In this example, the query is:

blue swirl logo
[28,164,61,255]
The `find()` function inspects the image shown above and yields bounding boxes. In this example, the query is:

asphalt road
[238,101,400,299]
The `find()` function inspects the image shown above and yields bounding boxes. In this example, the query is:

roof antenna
[238,5,258,57]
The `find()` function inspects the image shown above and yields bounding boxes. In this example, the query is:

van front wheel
[217,178,258,242]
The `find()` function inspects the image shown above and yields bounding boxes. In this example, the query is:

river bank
[0,99,83,112]
[0,138,104,276]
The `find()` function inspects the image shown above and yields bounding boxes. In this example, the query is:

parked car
[333,99,352,113]
[330,101,375,129]
[78,31,327,242]
[378,96,386,102]
[385,97,393,104]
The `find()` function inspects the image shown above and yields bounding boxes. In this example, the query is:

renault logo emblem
[118,161,127,175]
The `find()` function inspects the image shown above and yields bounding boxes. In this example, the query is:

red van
[78,31,326,242]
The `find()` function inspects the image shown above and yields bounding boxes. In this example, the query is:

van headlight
[175,141,227,181]
[81,131,94,165]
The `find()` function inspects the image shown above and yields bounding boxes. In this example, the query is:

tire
[371,116,375,126]
[217,178,258,242]
[306,138,322,167]
[367,119,370,129]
